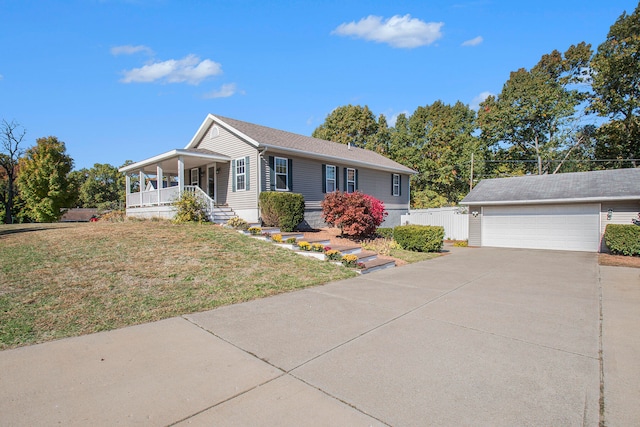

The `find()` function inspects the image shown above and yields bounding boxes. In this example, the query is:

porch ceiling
[119,149,230,175]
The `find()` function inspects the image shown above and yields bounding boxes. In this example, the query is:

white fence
[400,207,469,241]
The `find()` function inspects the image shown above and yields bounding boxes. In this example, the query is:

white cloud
[204,83,240,99]
[332,14,443,48]
[110,44,154,56]
[470,91,494,110]
[461,36,483,47]
[120,54,222,85]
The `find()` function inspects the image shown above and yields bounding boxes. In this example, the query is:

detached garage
[461,169,640,252]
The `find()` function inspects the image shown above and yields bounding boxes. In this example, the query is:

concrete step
[355,250,378,263]
[359,258,396,274]
[278,232,305,241]
[328,244,361,255]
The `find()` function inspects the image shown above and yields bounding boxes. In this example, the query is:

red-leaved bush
[321,191,388,238]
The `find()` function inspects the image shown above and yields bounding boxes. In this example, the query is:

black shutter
[391,174,395,196]
[322,164,326,193]
[268,156,275,191]
[343,168,347,192]
[355,169,359,191]
[287,158,293,191]
[336,167,339,191]
[399,175,402,196]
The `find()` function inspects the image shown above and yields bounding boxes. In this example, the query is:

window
[235,157,246,191]
[190,168,199,187]
[392,174,400,196]
[326,165,336,192]
[346,168,356,193]
[275,156,288,190]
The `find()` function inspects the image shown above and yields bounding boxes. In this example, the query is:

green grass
[0,222,356,350]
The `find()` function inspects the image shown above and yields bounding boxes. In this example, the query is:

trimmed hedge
[376,227,394,239]
[259,192,305,232]
[604,224,640,256]
[393,225,445,252]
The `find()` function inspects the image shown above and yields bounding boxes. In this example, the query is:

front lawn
[0,221,356,350]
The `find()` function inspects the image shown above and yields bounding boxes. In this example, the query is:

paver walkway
[0,246,637,426]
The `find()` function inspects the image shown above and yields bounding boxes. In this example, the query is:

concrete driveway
[1,246,637,426]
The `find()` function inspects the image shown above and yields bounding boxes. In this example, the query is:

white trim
[235,157,247,191]
[274,156,289,191]
[392,173,400,197]
[461,196,640,206]
[326,164,336,193]
[346,167,356,193]
[186,114,260,149]
[119,149,230,172]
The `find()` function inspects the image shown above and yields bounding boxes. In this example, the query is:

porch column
[125,175,131,209]
[177,155,184,195]
[139,170,144,193]
[156,164,163,206]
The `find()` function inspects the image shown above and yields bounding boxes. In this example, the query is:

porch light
[607,209,613,220]
[472,210,479,217]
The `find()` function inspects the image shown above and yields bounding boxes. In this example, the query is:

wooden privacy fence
[400,207,469,241]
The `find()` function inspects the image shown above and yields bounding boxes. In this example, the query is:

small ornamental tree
[321,191,387,238]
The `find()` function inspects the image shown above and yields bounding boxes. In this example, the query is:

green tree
[17,136,75,222]
[312,105,378,148]
[590,3,640,166]
[77,163,125,210]
[0,120,27,223]
[478,44,593,175]
[406,101,479,207]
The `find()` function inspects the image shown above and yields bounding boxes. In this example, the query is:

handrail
[183,185,216,220]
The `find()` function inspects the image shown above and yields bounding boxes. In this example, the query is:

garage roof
[461,168,640,205]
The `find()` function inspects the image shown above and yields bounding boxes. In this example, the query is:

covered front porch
[119,148,231,220]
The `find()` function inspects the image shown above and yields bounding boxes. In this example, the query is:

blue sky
[1,0,637,170]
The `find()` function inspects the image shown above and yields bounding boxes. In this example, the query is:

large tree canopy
[590,3,640,166]
[17,136,75,222]
[312,105,379,149]
[478,43,593,175]
[72,163,126,210]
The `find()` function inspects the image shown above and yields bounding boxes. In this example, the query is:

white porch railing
[126,186,181,207]
[183,185,215,218]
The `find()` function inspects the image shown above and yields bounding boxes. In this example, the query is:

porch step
[301,237,331,246]
[278,232,305,241]
[212,206,237,223]
[355,250,378,263]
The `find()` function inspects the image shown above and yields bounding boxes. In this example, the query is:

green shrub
[393,225,445,252]
[453,240,468,247]
[376,228,394,239]
[173,192,208,223]
[604,224,640,256]
[259,192,305,232]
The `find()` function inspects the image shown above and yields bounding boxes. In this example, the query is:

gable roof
[186,114,416,174]
[461,168,640,205]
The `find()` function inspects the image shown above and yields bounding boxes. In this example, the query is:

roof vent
[209,126,220,138]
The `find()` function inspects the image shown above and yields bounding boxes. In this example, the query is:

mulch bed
[599,253,640,268]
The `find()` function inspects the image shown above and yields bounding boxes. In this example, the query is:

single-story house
[460,168,640,252]
[119,114,416,228]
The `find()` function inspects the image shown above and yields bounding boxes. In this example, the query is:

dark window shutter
[287,158,293,191]
[231,159,236,192]
[245,156,250,191]
[355,169,359,190]
[336,167,339,191]
[399,175,402,196]
[322,164,326,193]
[391,174,395,196]
[343,168,347,192]
[268,156,275,191]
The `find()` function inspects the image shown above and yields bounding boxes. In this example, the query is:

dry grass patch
[0,222,356,350]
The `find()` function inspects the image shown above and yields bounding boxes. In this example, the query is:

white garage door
[482,204,601,252]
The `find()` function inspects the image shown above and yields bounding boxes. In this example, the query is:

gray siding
[600,201,640,233]
[468,206,482,246]
[196,123,258,211]
[261,150,411,227]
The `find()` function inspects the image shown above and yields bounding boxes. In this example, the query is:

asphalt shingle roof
[213,115,416,174]
[461,168,640,204]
